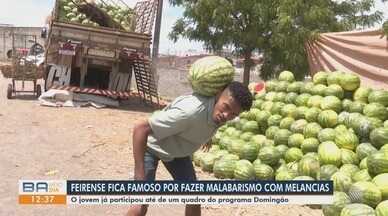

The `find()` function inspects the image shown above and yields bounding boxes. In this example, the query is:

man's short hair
[227,81,253,111]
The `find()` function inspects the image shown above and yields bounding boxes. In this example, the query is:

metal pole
[151,0,163,87]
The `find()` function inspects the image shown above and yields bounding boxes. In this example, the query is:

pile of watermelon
[58,0,135,31]
[193,70,388,216]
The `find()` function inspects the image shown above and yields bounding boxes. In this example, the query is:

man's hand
[201,141,212,152]
[134,168,145,181]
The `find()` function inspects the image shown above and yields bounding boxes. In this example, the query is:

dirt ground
[0,71,323,215]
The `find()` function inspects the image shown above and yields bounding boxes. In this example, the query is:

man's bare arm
[132,119,152,180]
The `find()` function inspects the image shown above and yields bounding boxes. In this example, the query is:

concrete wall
[0,26,45,60]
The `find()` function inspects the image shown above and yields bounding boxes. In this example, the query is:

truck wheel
[36,84,42,98]
[7,84,12,99]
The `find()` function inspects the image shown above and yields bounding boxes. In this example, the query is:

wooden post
[151,0,163,87]
[80,57,88,88]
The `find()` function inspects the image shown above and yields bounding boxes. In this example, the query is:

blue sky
[0,0,387,54]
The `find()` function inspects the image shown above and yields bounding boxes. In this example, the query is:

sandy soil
[0,71,323,216]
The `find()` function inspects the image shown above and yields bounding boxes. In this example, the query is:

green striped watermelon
[241,121,259,133]
[279,70,295,82]
[327,71,343,86]
[200,153,218,172]
[372,173,388,201]
[353,87,371,103]
[305,107,322,122]
[274,129,292,146]
[322,191,351,216]
[274,92,287,102]
[188,56,235,96]
[239,142,259,162]
[275,145,289,158]
[288,133,304,148]
[279,117,295,130]
[213,158,237,179]
[381,144,388,153]
[340,203,375,216]
[267,114,283,127]
[254,163,275,180]
[300,82,315,94]
[264,92,275,103]
[240,132,254,141]
[227,139,245,156]
[376,200,388,216]
[339,73,360,91]
[250,135,267,149]
[313,71,329,85]
[296,93,311,107]
[258,146,281,166]
[298,156,320,179]
[363,103,388,121]
[348,181,382,208]
[319,141,342,167]
[370,128,388,149]
[340,164,360,176]
[193,150,205,166]
[318,128,337,142]
[342,99,353,112]
[341,148,360,165]
[351,169,372,182]
[368,90,388,106]
[301,138,319,153]
[284,147,304,163]
[359,158,368,169]
[331,171,352,192]
[321,96,342,113]
[285,92,299,104]
[265,80,277,92]
[307,95,323,108]
[318,110,338,128]
[349,101,365,114]
[276,81,289,92]
[303,122,322,138]
[281,104,298,118]
[312,84,327,96]
[291,119,309,134]
[319,164,339,180]
[287,82,303,93]
[275,169,298,181]
[234,160,255,180]
[335,131,359,151]
[356,143,378,160]
[266,126,279,139]
[297,106,309,119]
[325,84,345,99]
[256,110,271,127]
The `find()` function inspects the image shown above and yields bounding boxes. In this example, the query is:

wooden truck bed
[49,21,151,52]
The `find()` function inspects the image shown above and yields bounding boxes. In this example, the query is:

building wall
[0,26,45,60]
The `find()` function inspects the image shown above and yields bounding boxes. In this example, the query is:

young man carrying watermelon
[127,80,253,216]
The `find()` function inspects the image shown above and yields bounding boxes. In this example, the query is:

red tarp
[306,29,388,89]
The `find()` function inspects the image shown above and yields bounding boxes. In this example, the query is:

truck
[44,0,160,105]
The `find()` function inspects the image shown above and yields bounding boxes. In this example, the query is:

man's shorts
[143,150,197,181]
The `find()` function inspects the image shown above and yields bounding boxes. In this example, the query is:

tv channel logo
[19,180,66,195]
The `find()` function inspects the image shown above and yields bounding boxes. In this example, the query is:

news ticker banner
[19,180,333,205]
